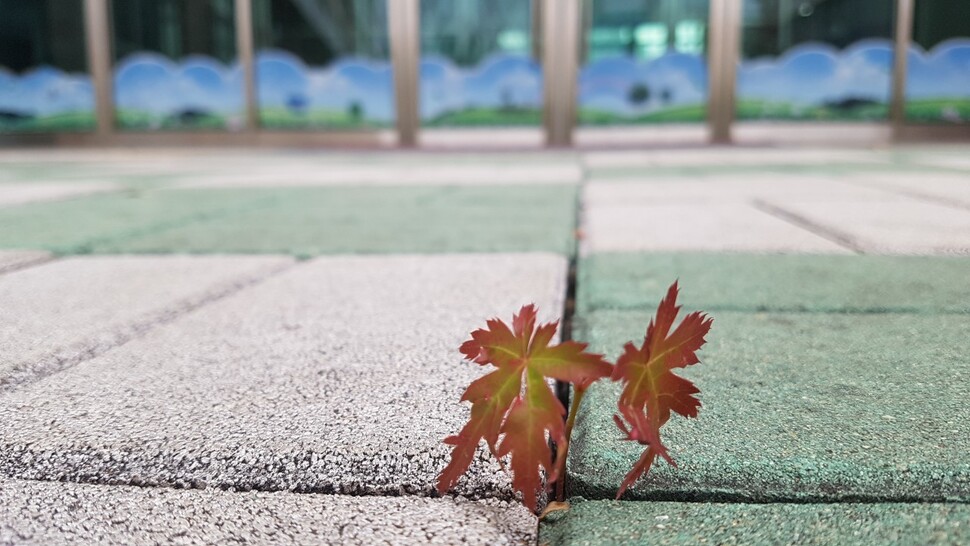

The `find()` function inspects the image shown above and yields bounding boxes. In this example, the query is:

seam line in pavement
[0,259,297,394]
[751,199,867,254]
[0,254,54,277]
[842,178,970,213]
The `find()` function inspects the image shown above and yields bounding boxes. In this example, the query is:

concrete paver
[583,149,889,169]
[848,172,970,209]
[581,201,849,253]
[568,310,970,502]
[577,253,970,314]
[583,177,896,203]
[0,254,567,500]
[0,250,49,275]
[539,498,970,546]
[92,186,577,255]
[0,182,118,208]
[760,196,970,255]
[0,478,536,546]
[0,256,292,388]
[177,163,583,188]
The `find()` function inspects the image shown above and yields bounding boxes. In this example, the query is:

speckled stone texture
[0,255,293,389]
[568,310,970,502]
[0,250,49,275]
[0,478,536,546]
[582,149,889,169]
[539,498,970,546]
[0,254,567,501]
[577,253,970,314]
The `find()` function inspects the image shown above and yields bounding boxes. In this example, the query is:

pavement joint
[751,199,866,254]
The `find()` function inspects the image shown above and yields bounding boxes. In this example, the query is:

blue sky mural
[113,53,244,129]
[0,65,94,129]
[578,52,707,122]
[419,53,542,124]
[255,49,394,126]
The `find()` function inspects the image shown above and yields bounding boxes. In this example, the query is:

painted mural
[906,38,970,123]
[113,53,244,130]
[420,53,542,126]
[256,49,394,129]
[0,66,95,133]
[578,52,707,125]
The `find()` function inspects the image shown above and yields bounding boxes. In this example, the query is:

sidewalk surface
[0,145,968,545]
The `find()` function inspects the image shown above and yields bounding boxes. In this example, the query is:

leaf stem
[555,385,587,502]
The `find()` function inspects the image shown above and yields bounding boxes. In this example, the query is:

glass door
[905,0,970,124]
[578,0,710,126]
[737,0,895,122]
[110,0,242,131]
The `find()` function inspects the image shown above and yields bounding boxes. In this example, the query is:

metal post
[708,0,741,144]
[389,0,419,147]
[891,0,914,138]
[83,0,114,137]
[235,0,258,131]
[542,0,579,147]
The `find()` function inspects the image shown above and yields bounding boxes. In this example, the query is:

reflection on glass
[738,0,894,121]
[253,0,393,130]
[111,0,241,131]
[0,0,93,133]
[906,0,970,123]
[420,0,541,127]
[579,0,708,125]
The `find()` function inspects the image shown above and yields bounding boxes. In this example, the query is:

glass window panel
[906,0,970,123]
[738,0,894,121]
[420,0,541,127]
[579,0,709,126]
[110,0,242,131]
[252,0,393,130]
[0,0,93,133]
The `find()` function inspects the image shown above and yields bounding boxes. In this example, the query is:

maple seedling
[436,281,712,510]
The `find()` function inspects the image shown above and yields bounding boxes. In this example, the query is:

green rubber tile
[579,253,970,314]
[568,310,970,502]
[90,185,578,255]
[0,189,274,254]
[539,499,970,546]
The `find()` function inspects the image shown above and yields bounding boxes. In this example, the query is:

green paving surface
[568,310,970,502]
[579,253,970,314]
[0,185,578,256]
[539,498,970,545]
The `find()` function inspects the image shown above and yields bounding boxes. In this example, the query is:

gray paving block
[568,310,970,502]
[848,171,970,209]
[540,498,970,546]
[0,254,568,500]
[0,250,49,275]
[583,177,896,203]
[760,196,970,255]
[581,199,850,254]
[0,478,536,545]
[0,182,118,208]
[578,253,970,314]
[583,149,889,169]
[177,163,582,188]
[0,255,293,389]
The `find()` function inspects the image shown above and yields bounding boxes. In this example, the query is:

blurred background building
[0,0,967,147]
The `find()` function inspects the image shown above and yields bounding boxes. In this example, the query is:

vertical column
[891,0,914,137]
[708,0,741,144]
[83,0,114,137]
[235,0,258,132]
[389,0,420,147]
[542,0,580,147]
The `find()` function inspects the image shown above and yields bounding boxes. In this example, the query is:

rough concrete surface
[581,201,849,253]
[539,498,970,546]
[0,250,49,276]
[568,310,970,502]
[582,149,889,169]
[0,182,118,208]
[176,163,583,188]
[759,196,970,255]
[0,255,293,388]
[92,186,577,255]
[577,253,970,314]
[0,478,536,546]
[0,254,567,500]
[847,171,970,209]
[583,177,896,203]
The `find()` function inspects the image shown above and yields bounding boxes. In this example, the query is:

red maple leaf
[612,281,713,498]
[436,304,612,510]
